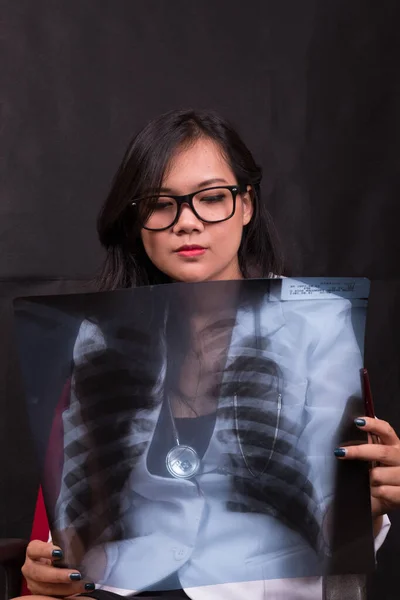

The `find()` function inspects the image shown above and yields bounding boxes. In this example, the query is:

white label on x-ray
[270,278,370,301]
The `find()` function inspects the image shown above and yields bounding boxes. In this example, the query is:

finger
[370,466,400,487]
[27,581,95,597]
[22,560,82,584]
[354,417,400,446]
[334,443,400,465]
[26,540,64,562]
[370,484,400,509]
[13,596,61,600]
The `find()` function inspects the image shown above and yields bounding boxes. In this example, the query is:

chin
[174,272,211,284]
[167,265,214,284]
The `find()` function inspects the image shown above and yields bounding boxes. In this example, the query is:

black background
[1,1,399,597]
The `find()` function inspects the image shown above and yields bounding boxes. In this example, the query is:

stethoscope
[164,305,283,480]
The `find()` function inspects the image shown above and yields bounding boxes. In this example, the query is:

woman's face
[140,138,253,283]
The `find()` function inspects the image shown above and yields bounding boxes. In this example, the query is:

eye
[154,202,171,210]
[154,198,175,211]
[199,194,225,204]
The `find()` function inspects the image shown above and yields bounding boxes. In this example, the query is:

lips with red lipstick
[175,244,207,257]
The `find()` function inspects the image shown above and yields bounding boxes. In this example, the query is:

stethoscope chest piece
[166,444,201,479]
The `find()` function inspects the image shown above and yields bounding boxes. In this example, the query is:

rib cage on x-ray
[54,298,323,566]
[56,319,167,558]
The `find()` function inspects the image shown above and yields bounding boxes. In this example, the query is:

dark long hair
[96,109,283,289]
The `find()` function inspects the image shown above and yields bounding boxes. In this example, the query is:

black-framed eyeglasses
[131,184,247,231]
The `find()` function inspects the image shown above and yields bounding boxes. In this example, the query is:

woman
[19,109,400,600]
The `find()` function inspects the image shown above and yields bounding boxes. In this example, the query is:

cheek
[140,231,150,255]
[210,217,243,255]
[222,212,244,241]
[141,231,157,259]
[141,231,169,265]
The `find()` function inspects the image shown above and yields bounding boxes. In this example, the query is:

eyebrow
[159,178,229,194]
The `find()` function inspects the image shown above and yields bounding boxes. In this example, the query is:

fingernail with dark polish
[334,448,347,457]
[354,418,366,427]
[52,549,64,559]
[69,573,82,581]
[85,583,96,591]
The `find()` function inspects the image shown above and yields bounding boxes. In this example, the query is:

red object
[29,488,50,544]
[362,368,376,419]
[21,379,72,594]
[20,488,50,595]
[361,368,379,445]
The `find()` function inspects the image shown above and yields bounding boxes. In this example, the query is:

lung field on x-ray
[217,331,322,554]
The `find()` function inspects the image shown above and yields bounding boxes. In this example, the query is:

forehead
[162,138,235,192]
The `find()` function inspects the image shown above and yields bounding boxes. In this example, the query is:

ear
[241,185,254,226]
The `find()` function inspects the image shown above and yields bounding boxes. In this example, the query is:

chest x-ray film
[13,278,375,593]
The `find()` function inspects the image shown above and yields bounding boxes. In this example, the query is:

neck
[182,279,242,323]
[208,255,243,283]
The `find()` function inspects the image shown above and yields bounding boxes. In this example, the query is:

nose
[172,203,204,234]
